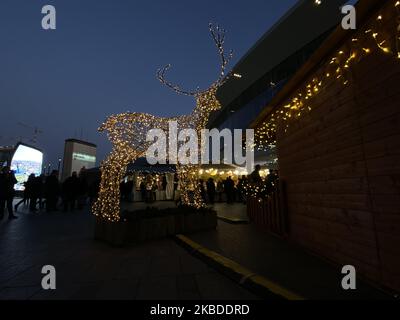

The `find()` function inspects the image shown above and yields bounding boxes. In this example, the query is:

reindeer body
[93,24,234,222]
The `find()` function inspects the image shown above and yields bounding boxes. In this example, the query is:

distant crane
[17,122,43,145]
[0,135,30,146]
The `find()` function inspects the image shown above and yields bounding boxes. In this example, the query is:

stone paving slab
[0,204,258,300]
[185,220,392,300]
[122,201,249,223]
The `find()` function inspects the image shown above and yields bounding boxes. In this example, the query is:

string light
[93,24,235,222]
[255,1,400,151]
[396,1,400,58]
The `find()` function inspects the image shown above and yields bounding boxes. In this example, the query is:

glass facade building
[211,30,333,132]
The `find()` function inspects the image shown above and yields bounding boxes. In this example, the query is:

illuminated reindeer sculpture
[93,24,234,222]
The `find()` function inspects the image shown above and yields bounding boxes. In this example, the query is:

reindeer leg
[192,165,206,209]
[177,164,206,209]
[92,150,126,222]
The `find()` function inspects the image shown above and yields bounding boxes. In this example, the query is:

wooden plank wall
[276,3,400,292]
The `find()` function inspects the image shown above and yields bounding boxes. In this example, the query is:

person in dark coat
[37,174,45,210]
[199,179,206,203]
[124,179,134,202]
[29,174,42,213]
[62,172,79,211]
[0,167,18,220]
[45,170,60,212]
[216,180,224,202]
[224,176,235,204]
[140,179,146,202]
[14,180,30,212]
[24,174,35,211]
[162,174,168,191]
[249,165,263,184]
[206,178,216,205]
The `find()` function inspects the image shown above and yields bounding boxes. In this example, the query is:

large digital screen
[72,152,96,164]
[10,144,43,191]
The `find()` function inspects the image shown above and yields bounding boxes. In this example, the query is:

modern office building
[209,0,350,166]
[61,139,97,181]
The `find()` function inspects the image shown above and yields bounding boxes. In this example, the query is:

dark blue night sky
[0,0,297,167]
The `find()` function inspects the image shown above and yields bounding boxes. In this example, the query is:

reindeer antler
[157,64,200,96]
[209,23,234,85]
[157,23,234,95]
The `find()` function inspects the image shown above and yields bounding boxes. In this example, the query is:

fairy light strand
[93,24,235,222]
[255,1,400,152]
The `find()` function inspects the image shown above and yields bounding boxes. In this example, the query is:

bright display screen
[10,145,43,191]
[72,152,96,163]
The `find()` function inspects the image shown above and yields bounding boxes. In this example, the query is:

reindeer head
[157,24,234,118]
[196,85,221,113]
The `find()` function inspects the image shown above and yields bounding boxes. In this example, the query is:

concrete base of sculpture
[94,208,217,246]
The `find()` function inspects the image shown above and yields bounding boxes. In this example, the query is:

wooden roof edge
[250,0,385,129]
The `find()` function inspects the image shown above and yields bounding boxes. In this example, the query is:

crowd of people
[119,168,279,206]
[0,166,100,220]
[118,166,280,206]
[1,164,279,220]
[197,165,279,205]
[119,173,170,203]
[138,173,169,203]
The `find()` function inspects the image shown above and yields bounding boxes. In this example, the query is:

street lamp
[57,158,62,180]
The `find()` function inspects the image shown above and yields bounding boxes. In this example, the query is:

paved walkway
[0,202,257,300]
[212,203,249,223]
[122,201,249,223]
[2,200,392,300]
[110,201,391,299]
[186,213,392,299]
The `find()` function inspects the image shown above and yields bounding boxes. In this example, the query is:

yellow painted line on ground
[176,234,203,251]
[250,275,304,301]
[176,234,304,301]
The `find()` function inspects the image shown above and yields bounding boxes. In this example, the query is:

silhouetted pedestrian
[25,174,35,211]
[37,174,45,210]
[124,179,134,202]
[14,180,30,212]
[140,179,146,202]
[62,172,79,211]
[224,176,235,204]
[249,165,262,184]
[162,174,167,191]
[0,167,18,220]
[29,175,42,212]
[206,178,216,204]
[199,179,206,203]
[45,170,60,212]
[216,180,224,202]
